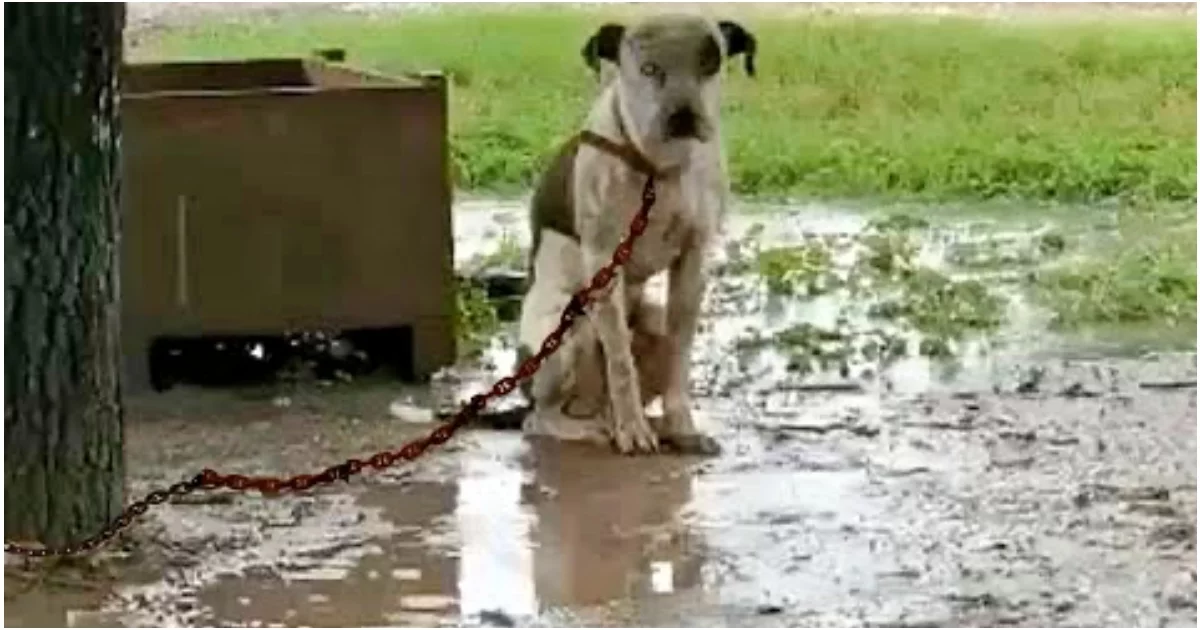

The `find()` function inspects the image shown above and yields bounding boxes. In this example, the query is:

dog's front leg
[660,233,720,455]
[583,247,658,454]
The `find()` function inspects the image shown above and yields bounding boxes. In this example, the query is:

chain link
[4,176,657,558]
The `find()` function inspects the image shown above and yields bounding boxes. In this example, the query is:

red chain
[4,177,657,558]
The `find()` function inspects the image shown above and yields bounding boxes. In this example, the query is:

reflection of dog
[518,14,756,455]
[527,441,704,607]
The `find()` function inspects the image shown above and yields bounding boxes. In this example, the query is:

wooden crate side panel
[120,83,455,382]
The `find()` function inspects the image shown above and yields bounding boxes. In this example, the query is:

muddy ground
[5,199,1196,627]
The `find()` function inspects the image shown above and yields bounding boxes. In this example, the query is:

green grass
[1033,203,1197,332]
[140,6,1195,203]
[452,276,501,360]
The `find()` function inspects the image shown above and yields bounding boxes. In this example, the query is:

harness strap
[577,130,676,179]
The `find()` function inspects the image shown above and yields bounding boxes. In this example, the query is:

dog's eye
[639,62,664,81]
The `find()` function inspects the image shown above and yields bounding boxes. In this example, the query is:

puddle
[5,199,1195,627]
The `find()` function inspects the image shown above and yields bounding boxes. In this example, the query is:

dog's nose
[665,108,698,138]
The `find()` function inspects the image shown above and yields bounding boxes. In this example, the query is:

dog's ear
[718,20,757,77]
[581,23,626,74]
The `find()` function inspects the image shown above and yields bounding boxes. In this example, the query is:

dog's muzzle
[665,107,700,139]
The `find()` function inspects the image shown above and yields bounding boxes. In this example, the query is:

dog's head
[580,15,757,146]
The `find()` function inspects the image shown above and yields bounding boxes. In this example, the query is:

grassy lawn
[135,6,1196,340]
[140,6,1194,202]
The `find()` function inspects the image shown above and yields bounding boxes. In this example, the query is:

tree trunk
[5,2,126,548]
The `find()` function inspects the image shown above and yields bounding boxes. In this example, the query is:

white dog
[517,14,757,455]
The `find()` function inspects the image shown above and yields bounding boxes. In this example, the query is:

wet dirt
[5,200,1196,627]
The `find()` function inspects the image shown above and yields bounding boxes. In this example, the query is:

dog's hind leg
[560,323,607,419]
[518,277,611,444]
[519,296,570,408]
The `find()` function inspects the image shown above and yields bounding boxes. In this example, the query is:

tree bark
[5,2,126,547]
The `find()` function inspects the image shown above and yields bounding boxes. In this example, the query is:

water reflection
[190,482,457,626]
[524,439,704,608]
[455,433,537,619]
[181,428,708,625]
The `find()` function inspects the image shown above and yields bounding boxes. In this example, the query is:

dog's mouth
[665,128,711,143]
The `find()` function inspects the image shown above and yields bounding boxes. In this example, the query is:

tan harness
[576,129,678,180]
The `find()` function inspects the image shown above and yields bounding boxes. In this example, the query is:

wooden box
[121,57,455,390]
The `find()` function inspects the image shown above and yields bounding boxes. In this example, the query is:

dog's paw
[660,401,696,433]
[611,416,659,455]
[661,432,722,457]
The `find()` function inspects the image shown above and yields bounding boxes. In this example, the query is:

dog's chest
[622,177,703,281]
[628,196,685,277]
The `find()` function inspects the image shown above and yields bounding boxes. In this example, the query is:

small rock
[389,400,434,424]
[328,339,354,360]
[1150,522,1196,547]
[1015,367,1044,394]
[1060,382,1100,398]
[1167,594,1196,611]
[999,429,1036,443]
[399,594,456,611]
[990,456,1034,470]
[477,609,517,627]
[1053,599,1075,614]
[385,611,446,626]
[66,610,122,628]
[391,567,421,581]
[1126,502,1176,518]
[756,604,785,615]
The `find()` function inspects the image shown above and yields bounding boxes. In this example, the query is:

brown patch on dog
[528,136,583,270]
